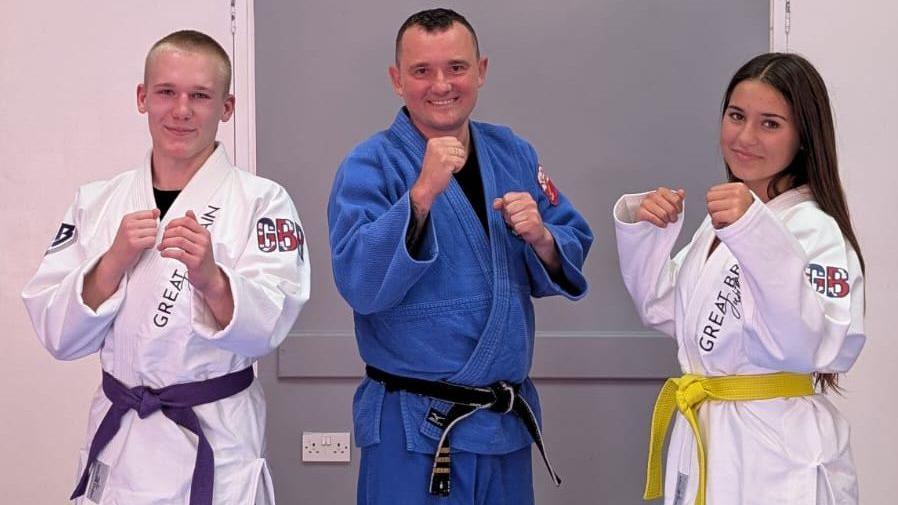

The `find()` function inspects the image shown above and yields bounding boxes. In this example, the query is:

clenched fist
[706,182,753,229]
[158,210,226,293]
[493,192,560,273]
[84,208,160,310]
[410,137,467,213]
[105,208,161,274]
[492,192,551,246]
[636,187,685,228]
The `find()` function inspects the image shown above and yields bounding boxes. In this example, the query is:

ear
[136,83,148,114]
[477,57,489,88]
[388,65,403,97]
[220,93,235,122]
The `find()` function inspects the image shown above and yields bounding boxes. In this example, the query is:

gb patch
[257,217,305,260]
[46,223,77,255]
[537,164,559,206]
[805,263,850,298]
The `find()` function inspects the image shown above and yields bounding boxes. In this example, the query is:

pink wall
[0,2,247,500]
[771,1,898,501]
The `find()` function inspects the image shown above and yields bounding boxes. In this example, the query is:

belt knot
[489,381,515,414]
[133,386,163,419]
[674,377,708,413]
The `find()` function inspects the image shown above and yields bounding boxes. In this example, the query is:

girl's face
[720,79,801,200]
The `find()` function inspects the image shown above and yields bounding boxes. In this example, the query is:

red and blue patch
[805,263,849,298]
[537,165,559,206]
[257,217,305,260]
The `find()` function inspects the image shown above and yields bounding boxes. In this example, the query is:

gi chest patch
[805,263,850,298]
[45,222,77,255]
[537,165,559,206]
[256,217,305,261]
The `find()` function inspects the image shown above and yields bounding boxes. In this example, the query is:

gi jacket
[615,186,864,505]
[329,109,593,455]
[22,144,309,505]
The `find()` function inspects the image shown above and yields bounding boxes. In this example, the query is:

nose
[735,121,759,146]
[431,70,452,94]
[172,93,192,119]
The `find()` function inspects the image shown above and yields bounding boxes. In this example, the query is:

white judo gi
[614,185,864,505]
[22,144,309,505]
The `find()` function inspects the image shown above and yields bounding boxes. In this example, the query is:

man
[22,30,308,505]
[328,9,592,504]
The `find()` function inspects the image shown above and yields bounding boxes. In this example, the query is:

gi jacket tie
[644,372,814,505]
[72,367,254,505]
[366,365,562,496]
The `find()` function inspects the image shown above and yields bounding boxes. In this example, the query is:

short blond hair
[144,30,232,94]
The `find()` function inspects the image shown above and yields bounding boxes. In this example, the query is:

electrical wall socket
[302,432,351,463]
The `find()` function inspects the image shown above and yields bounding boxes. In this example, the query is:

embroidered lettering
[699,264,742,353]
[257,217,305,260]
[153,269,187,328]
[46,223,77,254]
[805,263,850,298]
[257,218,278,252]
[199,205,221,229]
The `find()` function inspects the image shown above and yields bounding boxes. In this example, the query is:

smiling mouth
[165,126,195,136]
[428,97,458,107]
[731,148,761,161]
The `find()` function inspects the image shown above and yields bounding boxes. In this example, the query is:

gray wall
[254,1,768,503]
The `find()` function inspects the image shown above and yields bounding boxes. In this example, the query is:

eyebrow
[726,104,789,121]
[152,83,215,92]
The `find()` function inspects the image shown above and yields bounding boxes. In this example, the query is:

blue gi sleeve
[518,142,593,299]
[328,148,438,315]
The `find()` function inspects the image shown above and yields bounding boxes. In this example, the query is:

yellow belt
[644,373,814,505]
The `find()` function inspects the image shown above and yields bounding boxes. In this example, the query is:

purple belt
[71,367,254,505]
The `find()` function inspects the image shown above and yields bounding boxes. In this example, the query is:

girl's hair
[722,53,865,393]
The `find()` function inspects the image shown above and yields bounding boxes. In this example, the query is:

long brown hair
[722,53,865,393]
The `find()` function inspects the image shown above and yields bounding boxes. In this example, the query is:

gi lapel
[448,122,512,386]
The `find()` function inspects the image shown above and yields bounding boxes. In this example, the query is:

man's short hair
[144,30,232,94]
[395,8,480,65]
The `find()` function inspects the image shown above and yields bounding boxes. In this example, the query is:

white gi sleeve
[717,198,865,372]
[190,183,310,358]
[613,191,689,338]
[21,186,126,360]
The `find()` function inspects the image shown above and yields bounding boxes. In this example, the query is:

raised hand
[636,187,685,228]
[706,182,753,229]
[158,210,225,293]
[410,136,467,213]
[83,208,160,309]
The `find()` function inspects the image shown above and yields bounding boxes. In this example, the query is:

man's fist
[410,137,467,212]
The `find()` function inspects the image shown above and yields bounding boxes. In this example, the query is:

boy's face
[137,48,234,169]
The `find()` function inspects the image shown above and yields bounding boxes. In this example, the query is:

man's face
[389,23,487,140]
[137,48,234,169]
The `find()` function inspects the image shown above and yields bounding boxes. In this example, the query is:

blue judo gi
[328,109,593,504]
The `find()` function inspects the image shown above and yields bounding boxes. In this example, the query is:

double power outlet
[302,432,351,463]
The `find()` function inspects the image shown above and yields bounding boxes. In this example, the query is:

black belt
[366,365,562,496]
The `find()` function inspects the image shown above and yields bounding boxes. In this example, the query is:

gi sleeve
[21,187,126,360]
[717,198,865,372]
[613,191,688,338]
[518,144,593,299]
[190,184,309,358]
[328,150,438,315]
